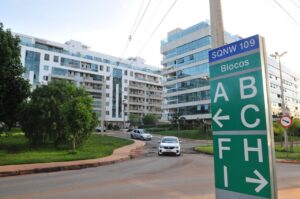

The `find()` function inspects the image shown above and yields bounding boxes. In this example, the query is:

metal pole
[271,52,288,148]
[209,0,225,48]
[123,101,125,129]
[101,77,106,133]
[278,56,289,148]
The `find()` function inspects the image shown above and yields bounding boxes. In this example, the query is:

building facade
[161,21,300,121]
[17,33,163,127]
[267,58,300,118]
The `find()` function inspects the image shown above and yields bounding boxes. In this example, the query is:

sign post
[209,35,277,199]
[279,115,292,128]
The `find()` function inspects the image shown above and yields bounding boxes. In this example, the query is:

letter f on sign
[218,138,231,159]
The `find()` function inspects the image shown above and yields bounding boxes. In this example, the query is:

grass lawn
[0,133,133,166]
[149,129,212,140]
[195,145,300,160]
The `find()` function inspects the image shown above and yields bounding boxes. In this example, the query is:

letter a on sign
[214,82,229,103]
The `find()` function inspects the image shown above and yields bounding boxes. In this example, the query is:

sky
[1,0,299,72]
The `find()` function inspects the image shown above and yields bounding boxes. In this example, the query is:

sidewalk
[0,140,145,177]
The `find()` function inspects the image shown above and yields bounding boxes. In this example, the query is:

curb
[0,140,145,177]
[193,148,300,164]
[276,159,300,164]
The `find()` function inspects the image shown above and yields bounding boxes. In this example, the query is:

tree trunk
[72,137,76,151]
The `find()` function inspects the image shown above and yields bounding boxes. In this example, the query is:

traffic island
[0,140,145,177]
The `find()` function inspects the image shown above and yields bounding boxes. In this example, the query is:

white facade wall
[17,33,163,125]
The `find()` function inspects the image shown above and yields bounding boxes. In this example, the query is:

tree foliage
[288,118,300,136]
[19,81,98,149]
[129,113,140,127]
[62,96,97,150]
[142,113,158,126]
[273,121,284,137]
[0,23,30,130]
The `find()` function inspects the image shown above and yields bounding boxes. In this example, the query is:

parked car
[95,126,106,132]
[130,129,152,140]
[158,136,181,156]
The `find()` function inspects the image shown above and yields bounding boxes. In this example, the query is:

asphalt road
[0,131,300,199]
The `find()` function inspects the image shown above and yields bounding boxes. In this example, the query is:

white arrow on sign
[213,108,230,128]
[246,170,268,193]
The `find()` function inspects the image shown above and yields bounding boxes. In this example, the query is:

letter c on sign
[241,104,260,128]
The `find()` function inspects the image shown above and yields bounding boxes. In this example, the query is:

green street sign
[209,35,277,199]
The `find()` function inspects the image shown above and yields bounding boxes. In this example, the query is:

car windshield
[139,130,148,134]
[161,137,178,143]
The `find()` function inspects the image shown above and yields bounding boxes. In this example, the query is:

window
[124,79,128,83]
[130,71,133,76]
[106,85,109,89]
[106,102,109,106]
[106,66,110,72]
[44,54,50,61]
[106,76,110,81]
[53,55,59,62]
[106,111,110,115]
[100,65,103,71]
[124,70,128,75]
[124,96,127,99]
[44,65,49,71]
[43,76,48,81]
[124,87,128,91]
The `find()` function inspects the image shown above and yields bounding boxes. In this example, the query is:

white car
[95,126,106,132]
[130,129,152,141]
[158,136,181,156]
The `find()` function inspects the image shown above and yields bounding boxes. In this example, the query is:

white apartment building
[16,33,163,127]
[267,58,300,118]
[161,22,300,122]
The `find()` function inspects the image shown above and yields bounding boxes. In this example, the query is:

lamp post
[101,76,107,133]
[270,51,288,147]
[122,99,127,129]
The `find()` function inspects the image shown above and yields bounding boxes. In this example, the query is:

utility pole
[209,0,225,48]
[122,99,127,129]
[101,76,107,133]
[270,51,288,148]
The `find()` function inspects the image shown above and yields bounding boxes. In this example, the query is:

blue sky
[1,0,299,72]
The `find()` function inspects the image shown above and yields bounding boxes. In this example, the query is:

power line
[290,0,300,10]
[117,0,152,66]
[131,0,178,65]
[273,0,300,26]
[135,0,163,47]
[129,0,146,40]
[130,0,152,39]
[117,0,146,65]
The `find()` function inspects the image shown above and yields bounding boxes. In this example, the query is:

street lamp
[122,99,127,129]
[270,51,288,148]
[270,51,287,115]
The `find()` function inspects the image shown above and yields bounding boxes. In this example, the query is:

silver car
[158,136,181,156]
[130,129,152,141]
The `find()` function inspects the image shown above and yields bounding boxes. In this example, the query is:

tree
[273,121,284,145]
[142,113,158,126]
[287,118,300,152]
[129,113,140,128]
[169,112,181,130]
[62,96,98,151]
[19,80,97,148]
[0,23,30,131]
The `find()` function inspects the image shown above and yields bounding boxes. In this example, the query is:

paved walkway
[0,140,145,177]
